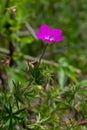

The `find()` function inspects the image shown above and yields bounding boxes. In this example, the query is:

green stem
[38,44,48,67]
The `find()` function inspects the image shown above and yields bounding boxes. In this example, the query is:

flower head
[36,25,64,44]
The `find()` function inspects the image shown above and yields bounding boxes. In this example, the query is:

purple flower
[36,25,64,44]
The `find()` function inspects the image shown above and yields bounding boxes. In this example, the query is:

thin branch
[0,47,81,73]
[19,30,38,37]
[19,31,31,37]
[0,48,9,54]
[0,47,58,67]
[24,54,59,67]
[25,22,38,40]
[78,120,87,126]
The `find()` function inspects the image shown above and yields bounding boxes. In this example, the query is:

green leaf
[20,36,34,48]
[13,108,25,115]
[79,80,87,87]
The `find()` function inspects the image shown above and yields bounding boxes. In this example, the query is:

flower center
[45,35,54,42]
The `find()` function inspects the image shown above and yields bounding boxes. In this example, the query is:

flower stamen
[45,35,54,42]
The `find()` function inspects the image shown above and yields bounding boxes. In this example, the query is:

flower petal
[51,29,62,37]
[40,25,50,35]
[36,33,45,41]
[55,36,65,42]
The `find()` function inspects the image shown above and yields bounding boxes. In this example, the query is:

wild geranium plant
[36,25,64,64]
